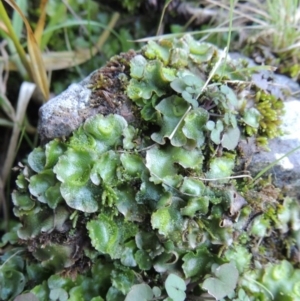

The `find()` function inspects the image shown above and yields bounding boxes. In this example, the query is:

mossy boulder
[2,35,300,301]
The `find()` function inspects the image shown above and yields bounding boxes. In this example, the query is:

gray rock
[230,52,300,97]
[38,50,137,143]
[230,52,300,199]
[38,75,93,142]
[244,100,300,199]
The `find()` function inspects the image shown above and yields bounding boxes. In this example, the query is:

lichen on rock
[4,35,300,301]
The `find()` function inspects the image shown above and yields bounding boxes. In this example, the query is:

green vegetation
[1,35,299,301]
[1,1,300,301]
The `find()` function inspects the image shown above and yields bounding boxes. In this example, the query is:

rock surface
[38,51,137,143]
[246,100,300,199]
[230,53,300,199]
[38,75,93,142]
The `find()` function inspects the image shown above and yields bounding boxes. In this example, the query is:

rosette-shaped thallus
[4,35,298,301]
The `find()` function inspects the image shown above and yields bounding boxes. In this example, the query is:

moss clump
[251,89,284,146]
[2,35,298,301]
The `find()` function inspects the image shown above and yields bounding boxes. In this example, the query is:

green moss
[254,89,284,143]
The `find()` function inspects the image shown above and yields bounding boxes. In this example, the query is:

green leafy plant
[202,263,239,300]
[2,34,299,301]
[165,274,186,301]
[0,0,122,224]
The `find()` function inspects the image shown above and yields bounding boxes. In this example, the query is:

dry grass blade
[5,0,49,100]
[0,1,32,77]
[133,24,266,42]
[1,13,120,72]
[0,93,15,121]
[42,12,120,70]
[0,177,8,229]
[0,22,9,34]
[47,12,119,71]
[0,43,15,121]
[0,118,13,127]
[273,41,300,53]
[205,0,268,26]
[34,0,48,46]
[0,81,35,227]
[1,51,101,71]
[252,145,300,184]
[198,47,227,98]
[156,0,173,36]
[193,174,252,181]
[1,82,36,188]
[85,12,120,60]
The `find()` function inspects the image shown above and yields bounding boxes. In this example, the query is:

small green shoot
[252,145,300,183]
